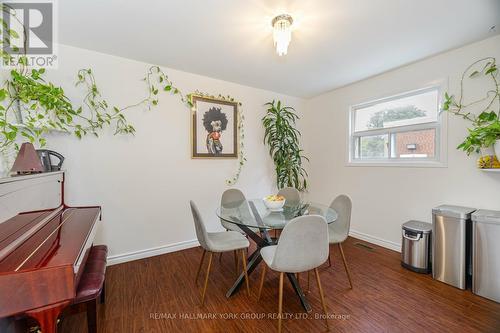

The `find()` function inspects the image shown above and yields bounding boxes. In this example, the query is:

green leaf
[8,29,19,38]
[6,131,17,140]
[485,66,497,75]
[0,89,7,102]
[469,70,480,78]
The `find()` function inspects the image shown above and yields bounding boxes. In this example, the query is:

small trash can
[401,220,432,273]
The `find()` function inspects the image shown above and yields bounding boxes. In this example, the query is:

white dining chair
[257,215,330,333]
[328,194,353,289]
[220,189,247,233]
[277,187,301,206]
[274,187,301,238]
[190,201,250,305]
[219,189,256,269]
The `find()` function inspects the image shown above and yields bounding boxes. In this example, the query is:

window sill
[346,160,447,168]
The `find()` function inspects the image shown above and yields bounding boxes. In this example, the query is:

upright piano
[0,171,101,332]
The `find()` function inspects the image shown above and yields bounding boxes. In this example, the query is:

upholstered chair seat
[257,215,330,332]
[190,200,250,305]
[206,231,249,252]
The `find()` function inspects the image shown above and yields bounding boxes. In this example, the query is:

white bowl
[263,197,285,210]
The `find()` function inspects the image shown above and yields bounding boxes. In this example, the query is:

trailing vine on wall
[0,3,246,184]
[443,57,500,154]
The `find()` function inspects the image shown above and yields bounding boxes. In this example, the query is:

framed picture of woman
[191,95,238,158]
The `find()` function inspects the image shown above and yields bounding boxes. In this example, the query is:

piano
[0,171,101,333]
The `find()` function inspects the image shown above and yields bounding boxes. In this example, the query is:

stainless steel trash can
[472,210,500,303]
[401,220,432,273]
[432,205,475,289]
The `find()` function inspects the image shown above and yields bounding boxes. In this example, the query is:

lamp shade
[272,14,293,56]
[10,142,44,174]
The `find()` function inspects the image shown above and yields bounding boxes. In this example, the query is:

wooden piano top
[0,172,102,318]
[0,206,101,273]
[0,206,101,318]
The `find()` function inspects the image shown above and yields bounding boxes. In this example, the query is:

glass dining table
[216,199,337,313]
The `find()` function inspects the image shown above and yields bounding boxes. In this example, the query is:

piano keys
[0,171,101,333]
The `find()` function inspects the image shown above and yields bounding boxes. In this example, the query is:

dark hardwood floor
[59,237,500,333]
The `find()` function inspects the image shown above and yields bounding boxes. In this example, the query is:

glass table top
[216,199,337,230]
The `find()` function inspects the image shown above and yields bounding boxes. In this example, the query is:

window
[349,86,445,166]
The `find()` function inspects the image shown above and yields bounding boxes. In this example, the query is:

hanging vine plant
[0,3,246,184]
[0,64,190,151]
[443,57,499,155]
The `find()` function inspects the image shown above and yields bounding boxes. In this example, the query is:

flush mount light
[271,14,293,56]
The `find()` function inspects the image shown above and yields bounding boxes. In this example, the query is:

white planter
[495,140,500,160]
[481,147,495,157]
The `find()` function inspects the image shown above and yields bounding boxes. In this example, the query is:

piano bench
[72,245,108,333]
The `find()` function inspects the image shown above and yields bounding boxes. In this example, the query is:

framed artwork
[191,95,238,158]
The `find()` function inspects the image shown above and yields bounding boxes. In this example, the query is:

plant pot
[480,146,495,157]
[495,140,500,160]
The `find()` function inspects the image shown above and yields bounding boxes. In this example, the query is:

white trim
[346,160,447,168]
[107,239,200,266]
[346,80,448,167]
[351,121,439,137]
[104,232,400,266]
[349,229,401,253]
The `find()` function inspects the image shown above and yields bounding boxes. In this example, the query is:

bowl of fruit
[263,194,286,211]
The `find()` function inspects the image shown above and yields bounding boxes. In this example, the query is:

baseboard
[349,229,401,253]
[106,231,399,266]
[107,239,200,266]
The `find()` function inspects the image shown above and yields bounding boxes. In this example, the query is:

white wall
[3,35,499,261]
[0,44,304,263]
[303,35,500,251]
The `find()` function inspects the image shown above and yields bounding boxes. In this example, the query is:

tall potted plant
[262,100,308,190]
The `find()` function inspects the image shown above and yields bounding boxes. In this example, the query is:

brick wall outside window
[395,129,435,157]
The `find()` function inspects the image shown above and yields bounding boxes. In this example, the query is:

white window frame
[347,84,448,167]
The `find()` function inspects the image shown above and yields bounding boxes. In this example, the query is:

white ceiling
[59,0,500,98]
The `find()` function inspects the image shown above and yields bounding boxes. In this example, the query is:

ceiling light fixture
[272,14,293,56]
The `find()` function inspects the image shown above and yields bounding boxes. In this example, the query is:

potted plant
[262,100,308,190]
[443,57,500,168]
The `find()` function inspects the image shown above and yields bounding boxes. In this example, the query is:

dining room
[1,1,500,332]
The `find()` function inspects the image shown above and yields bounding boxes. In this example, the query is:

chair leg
[257,264,267,300]
[328,244,334,268]
[86,298,98,333]
[201,252,213,305]
[219,252,223,263]
[241,249,250,296]
[233,250,240,278]
[314,268,329,330]
[338,243,353,289]
[278,272,284,333]
[195,249,206,284]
